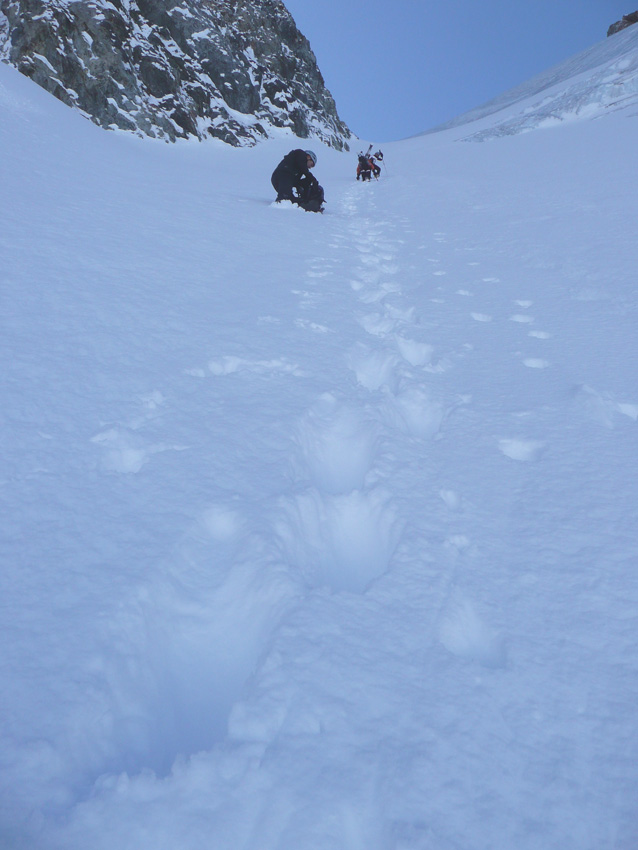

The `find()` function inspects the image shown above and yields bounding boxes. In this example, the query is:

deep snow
[1,26,638,850]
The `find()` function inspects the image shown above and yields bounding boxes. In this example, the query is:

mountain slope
[425,23,638,141]
[0,0,350,147]
[1,30,637,850]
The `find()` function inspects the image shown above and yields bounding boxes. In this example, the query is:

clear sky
[283,0,627,142]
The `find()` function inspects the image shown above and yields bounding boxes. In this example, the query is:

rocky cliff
[0,0,350,148]
[607,11,638,36]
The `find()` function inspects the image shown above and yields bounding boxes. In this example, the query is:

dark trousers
[271,168,296,201]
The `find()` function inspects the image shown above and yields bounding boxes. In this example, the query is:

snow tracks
[45,179,467,850]
[40,166,638,850]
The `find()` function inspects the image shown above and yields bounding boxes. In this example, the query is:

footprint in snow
[358,287,393,306]
[380,385,447,440]
[353,267,383,286]
[135,504,298,760]
[358,312,400,338]
[394,335,435,367]
[275,488,402,593]
[385,303,415,322]
[347,343,400,393]
[292,393,380,495]
[437,595,507,669]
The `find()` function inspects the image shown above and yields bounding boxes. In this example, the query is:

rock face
[607,11,638,36]
[0,0,350,148]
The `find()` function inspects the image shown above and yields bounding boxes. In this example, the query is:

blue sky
[283,0,626,142]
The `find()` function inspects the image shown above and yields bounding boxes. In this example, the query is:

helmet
[304,150,317,166]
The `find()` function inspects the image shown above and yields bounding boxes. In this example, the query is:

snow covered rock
[607,10,638,37]
[0,0,351,147]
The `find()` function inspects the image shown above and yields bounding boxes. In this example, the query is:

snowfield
[1,26,638,850]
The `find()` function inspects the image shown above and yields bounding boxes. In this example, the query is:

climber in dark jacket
[271,149,325,212]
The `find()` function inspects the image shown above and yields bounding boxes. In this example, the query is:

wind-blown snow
[1,29,638,850]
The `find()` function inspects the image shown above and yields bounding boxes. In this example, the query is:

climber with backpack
[271,149,325,212]
[356,151,373,181]
[356,145,383,181]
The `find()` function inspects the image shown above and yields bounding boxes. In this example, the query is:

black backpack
[297,178,325,212]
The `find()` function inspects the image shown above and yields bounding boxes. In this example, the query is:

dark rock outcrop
[607,11,638,36]
[0,0,350,148]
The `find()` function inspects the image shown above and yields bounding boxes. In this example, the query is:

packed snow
[1,27,638,850]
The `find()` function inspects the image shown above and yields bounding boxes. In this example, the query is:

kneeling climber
[271,149,325,212]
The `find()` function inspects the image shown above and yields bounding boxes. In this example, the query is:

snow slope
[1,29,638,850]
[425,23,638,140]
